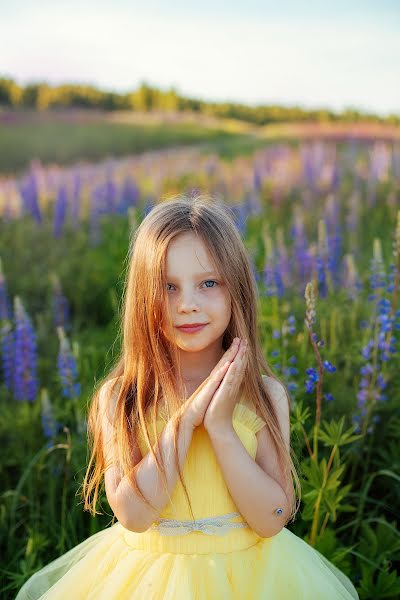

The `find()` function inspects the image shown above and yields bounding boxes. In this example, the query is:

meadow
[1,112,400,598]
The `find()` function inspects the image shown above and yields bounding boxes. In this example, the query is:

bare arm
[206,425,289,538]
[205,378,291,538]
[115,406,195,533]
[100,380,195,533]
[101,351,235,533]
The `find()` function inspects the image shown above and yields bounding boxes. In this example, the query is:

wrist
[177,404,197,433]
[204,420,235,439]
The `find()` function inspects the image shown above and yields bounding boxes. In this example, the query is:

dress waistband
[149,511,248,536]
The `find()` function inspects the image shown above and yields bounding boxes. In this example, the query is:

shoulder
[259,375,291,444]
[262,375,288,408]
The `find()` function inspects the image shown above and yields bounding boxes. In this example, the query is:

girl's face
[162,231,232,353]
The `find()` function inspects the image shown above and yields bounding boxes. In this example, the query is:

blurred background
[1,1,399,598]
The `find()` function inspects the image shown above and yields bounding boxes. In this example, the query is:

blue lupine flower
[41,389,63,447]
[306,367,319,382]
[51,275,71,332]
[13,297,39,402]
[118,176,140,214]
[18,172,42,224]
[53,184,68,239]
[0,321,14,392]
[57,327,81,399]
[0,263,12,321]
[323,360,336,373]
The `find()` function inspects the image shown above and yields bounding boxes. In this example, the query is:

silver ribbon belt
[149,511,248,536]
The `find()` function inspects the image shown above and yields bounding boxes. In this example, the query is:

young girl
[16,195,359,599]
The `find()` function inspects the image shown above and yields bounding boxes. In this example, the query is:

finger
[223,343,248,384]
[190,362,230,403]
[210,338,240,376]
[231,340,247,368]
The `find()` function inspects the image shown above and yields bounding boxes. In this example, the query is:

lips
[176,323,208,333]
[177,323,207,328]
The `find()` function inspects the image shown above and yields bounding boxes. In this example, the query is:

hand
[181,338,242,429]
[203,338,248,433]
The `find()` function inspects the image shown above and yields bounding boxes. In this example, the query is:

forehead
[165,232,216,274]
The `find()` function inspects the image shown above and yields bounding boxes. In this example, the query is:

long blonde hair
[80,194,301,525]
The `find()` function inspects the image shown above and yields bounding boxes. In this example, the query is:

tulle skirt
[16,521,359,599]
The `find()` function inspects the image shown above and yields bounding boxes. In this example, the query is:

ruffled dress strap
[233,402,266,434]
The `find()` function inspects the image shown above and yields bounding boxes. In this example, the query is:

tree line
[0,76,398,125]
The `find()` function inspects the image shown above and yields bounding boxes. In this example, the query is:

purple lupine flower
[360,362,373,376]
[369,239,387,295]
[143,197,156,218]
[316,253,328,297]
[0,320,15,391]
[41,389,63,447]
[17,172,42,224]
[51,275,71,332]
[89,183,105,246]
[352,413,361,433]
[327,229,343,289]
[249,252,261,285]
[274,263,285,298]
[287,381,298,393]
[53,184,68,239]
[56,327,80,399]
[70,171,81,229]
[13,296,39,402]
[331,162,340,191]
[263,260,275,297]
[245,192,262,217]
[230,202,248,237]
[353,231,399,432]
[118,176,140,215]
[291,213,314,289]
[287,316,296,335]
[0,262,12,321]
[104,176,118,214]
[253,167,262,192]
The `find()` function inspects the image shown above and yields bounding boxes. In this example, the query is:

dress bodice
[121,402,268,554]
[136,403,267,522]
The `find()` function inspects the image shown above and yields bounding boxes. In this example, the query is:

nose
[177,288,200,312]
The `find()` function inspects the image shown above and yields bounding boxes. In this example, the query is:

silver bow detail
[149,511,248,536]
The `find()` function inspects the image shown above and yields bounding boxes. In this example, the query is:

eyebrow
[166,271,218,279]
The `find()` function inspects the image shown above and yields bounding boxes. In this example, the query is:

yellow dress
[16,403,359,599]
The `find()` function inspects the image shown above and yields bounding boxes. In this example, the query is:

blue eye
[203,280,218,288]
[166,280,218,291]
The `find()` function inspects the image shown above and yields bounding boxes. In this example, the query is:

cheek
[212,291,231,315]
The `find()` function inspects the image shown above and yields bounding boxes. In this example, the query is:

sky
[1,0,399,116]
